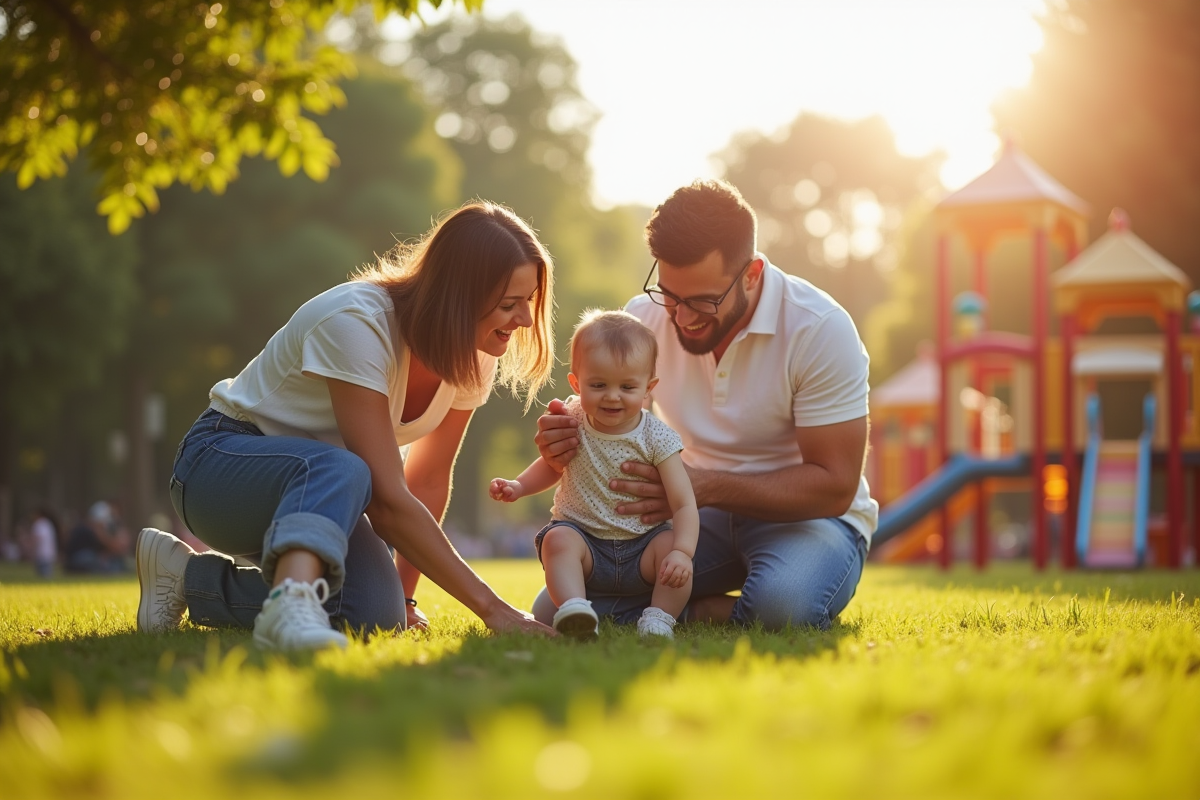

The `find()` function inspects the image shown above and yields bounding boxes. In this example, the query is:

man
[533,179,875,629]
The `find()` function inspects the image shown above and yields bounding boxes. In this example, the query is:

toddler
[490,309,698,640]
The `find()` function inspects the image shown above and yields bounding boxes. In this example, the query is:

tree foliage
[132,73,462,445]
[0,169,137,424]
[717,114,942,326]
[0,0,475,233]
[994,0,1200,283]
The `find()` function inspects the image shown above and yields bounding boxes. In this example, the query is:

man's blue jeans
[169,408,406,632]
[532,508,867,630]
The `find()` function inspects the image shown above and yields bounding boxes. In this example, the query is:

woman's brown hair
[357,202,555,407]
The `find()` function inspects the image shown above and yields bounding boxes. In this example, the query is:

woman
[136,202,555,649]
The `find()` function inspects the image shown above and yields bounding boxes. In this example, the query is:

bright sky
[403,0,1047,208]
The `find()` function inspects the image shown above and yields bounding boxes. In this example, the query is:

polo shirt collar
[744,253,782,337]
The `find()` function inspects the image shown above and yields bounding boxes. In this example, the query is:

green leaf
[277,145,301,177]
[16,160,37,189]
[107,208,132,235]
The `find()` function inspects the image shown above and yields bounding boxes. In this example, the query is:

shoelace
[154,576,184,623]
[286,578,333,628]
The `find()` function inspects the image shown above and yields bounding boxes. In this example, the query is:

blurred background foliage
[0,0,475,232]
[1,0,1197,555]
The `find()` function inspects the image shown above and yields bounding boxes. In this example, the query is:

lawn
[1,559,1198,799]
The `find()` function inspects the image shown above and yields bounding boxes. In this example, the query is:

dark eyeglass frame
[642,257,755,316]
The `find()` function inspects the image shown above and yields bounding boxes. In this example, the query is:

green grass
[1,560,1198,799]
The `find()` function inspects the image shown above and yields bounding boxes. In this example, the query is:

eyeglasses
[642,257,754,316]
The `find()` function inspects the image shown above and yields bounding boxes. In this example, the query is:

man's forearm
[692,463,857,522]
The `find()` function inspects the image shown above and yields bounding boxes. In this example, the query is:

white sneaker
[136,528,194,633]
[252,578,348,651]
[637,607,677,640]
[552,597,599,641]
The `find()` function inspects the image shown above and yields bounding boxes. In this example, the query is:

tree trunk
[125,369,154,530]
[0,384,13,549]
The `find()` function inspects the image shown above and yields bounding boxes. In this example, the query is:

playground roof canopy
[1053,213,1192,291]
[873,348,938,408]
[937,139,1089,215]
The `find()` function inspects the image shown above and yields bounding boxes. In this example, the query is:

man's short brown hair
[645,179,757,270]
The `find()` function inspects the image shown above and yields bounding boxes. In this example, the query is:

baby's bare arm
[657,453,698,559]
[512,457,563,497]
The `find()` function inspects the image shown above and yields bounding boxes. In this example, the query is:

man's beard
[672,281,749,355]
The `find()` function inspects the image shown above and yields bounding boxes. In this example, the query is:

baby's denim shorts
[534,519,673,596]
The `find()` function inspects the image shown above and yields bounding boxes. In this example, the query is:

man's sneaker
[552,597,599,641]
[136,528,195,633]
[637,607,677,640]
[252,578,348,651]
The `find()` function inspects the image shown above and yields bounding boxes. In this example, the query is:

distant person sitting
[30,508,59,578]
[64,502,129,574]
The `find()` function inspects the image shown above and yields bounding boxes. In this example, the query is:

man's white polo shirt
[626,256,878,544]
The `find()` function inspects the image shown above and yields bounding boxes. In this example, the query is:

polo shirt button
[718,371,727,378]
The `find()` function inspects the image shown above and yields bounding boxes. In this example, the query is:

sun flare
[399,0,1048,205]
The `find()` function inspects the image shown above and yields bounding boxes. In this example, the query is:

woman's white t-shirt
[209,281,496,448]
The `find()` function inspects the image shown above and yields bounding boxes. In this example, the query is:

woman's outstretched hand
[406,603,430,631]
[482,602,556,636]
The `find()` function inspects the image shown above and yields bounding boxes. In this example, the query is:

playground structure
[869,141,1200,569]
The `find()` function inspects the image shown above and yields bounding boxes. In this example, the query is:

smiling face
[657,249,756,356]
[476,261,539,357]
[568,343,658,435]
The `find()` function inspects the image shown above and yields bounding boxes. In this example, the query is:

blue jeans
[170,408,405,632]
[534,519,672,601]
[532,508,867,630]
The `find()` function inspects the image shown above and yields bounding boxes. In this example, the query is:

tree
[0,168,137,542]
[994,0,1200,284]
[716,114,942,327]
[0,0,476,233]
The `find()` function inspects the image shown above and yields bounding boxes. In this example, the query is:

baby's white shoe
[552,597,599,641]
[638,607,677,640]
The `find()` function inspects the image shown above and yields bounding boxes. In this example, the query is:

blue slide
[1075,394,1155,568]
[874,453,1032,546]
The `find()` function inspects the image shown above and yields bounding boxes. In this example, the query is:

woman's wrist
[477,593,519,627]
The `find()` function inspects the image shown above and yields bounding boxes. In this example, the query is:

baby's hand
[489,478,522,502]
[658,549,693,588]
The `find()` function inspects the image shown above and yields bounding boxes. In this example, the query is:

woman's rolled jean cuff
[261,511,350,593]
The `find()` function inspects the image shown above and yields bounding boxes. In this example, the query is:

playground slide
[876,486,978,563]
[1076,394,1155,568]
[873,453,1032,547]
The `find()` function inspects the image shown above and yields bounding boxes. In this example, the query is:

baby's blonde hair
[570,309,658,375]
